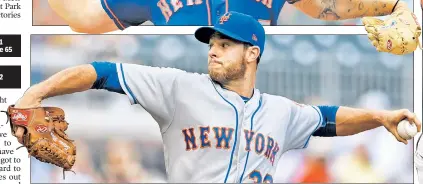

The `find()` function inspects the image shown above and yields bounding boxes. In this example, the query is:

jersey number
[249,170,273,183]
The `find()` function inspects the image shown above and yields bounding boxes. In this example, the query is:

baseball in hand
[397,120,418,140]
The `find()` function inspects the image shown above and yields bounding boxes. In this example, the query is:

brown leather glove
[5,105,76,178]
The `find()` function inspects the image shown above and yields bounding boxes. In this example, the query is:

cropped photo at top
[33,1,422,55]
[34,0,421,31]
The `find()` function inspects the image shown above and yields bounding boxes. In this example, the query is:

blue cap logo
[219,12,232,24]
[194,11,266,57]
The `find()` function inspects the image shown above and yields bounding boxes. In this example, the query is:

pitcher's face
[208,36,247,83]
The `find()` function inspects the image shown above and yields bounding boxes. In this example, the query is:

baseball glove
[362,9,422,55]
[3,105,76,178]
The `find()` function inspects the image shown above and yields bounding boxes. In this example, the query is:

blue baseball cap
[195,11,265,57]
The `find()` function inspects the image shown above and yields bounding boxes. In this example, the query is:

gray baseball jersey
[116,63,324,183]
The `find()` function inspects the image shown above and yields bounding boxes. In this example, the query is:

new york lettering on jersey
[182,126,281,166]
[102,0,286,26]
[156,0,210,25]
[155,0,286,25]
[181,126,281,182]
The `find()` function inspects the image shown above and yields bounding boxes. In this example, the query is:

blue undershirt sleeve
[90,61,124,94]
[312,105,339,137]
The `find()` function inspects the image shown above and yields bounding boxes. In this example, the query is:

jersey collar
[209,77,262,110]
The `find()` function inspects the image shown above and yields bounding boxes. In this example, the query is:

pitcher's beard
[209,60,247,84]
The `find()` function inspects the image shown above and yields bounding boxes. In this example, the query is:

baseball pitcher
[9,12,421,182]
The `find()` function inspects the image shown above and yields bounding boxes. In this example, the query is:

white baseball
[397,120,418,140]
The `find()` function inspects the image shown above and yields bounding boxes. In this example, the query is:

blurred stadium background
[32,0,414,26]
[30,34,414,183]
